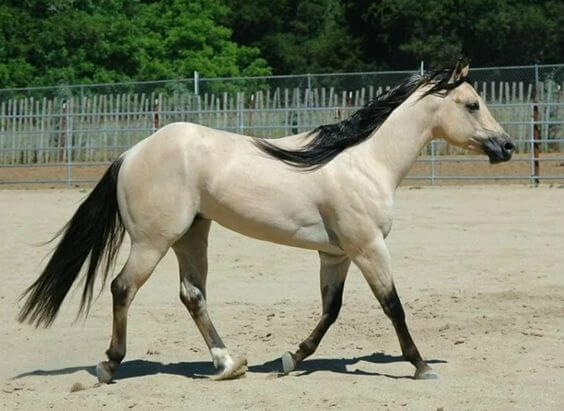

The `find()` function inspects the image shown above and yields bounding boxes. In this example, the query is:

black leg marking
[180,281,226,351]
[97,245,166,384]
[383,287,431,374]
[283,254,350,373]
[294,282,344,363]
[382,287,405,321]
[351,238,436,379]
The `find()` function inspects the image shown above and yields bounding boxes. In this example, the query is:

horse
[18,61,514,383]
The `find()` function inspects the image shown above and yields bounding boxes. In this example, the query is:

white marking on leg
[210,347,234,370]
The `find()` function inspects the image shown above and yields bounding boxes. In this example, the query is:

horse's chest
[332,195,394,243]
[367,204,393,238]
[381,218,393,238]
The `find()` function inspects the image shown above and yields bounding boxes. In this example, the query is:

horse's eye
[466,102,479,112]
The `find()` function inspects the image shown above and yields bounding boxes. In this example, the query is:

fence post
[248,93,255,135]
[430,140,436,185]
[194,71,199,96]
[534,64,539,95]
[236,92,244,134]
[307,73,312,91]
[153,97,160,131]
[65,99,72,187]
[59,100,66,163]
[533,104,540,186]
[420,61,424,75]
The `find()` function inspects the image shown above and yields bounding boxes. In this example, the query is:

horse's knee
[323,283,344,325]
[179,283,205,315]
[382,288,405,322]
[325,300,342,325]
[326,310,339,325]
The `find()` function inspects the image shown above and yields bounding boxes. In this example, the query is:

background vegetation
[0,0,562,87]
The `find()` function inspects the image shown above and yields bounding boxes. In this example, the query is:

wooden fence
[0,80,562,165]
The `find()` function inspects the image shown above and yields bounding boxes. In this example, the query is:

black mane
[253,65,468,170]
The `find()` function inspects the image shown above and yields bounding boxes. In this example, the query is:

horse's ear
[461,64,470,78]
[448,61,464,83]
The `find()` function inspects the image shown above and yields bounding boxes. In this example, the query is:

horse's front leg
[351,233,437,379]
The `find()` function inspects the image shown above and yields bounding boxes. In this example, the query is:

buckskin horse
[18,61,514,382]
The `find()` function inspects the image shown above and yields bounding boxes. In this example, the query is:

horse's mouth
[468,135,514,164]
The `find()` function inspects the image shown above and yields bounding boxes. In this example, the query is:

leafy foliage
[0,0,562,87]
[341,0,564,69]
[228,0,563,72]
[225,0,366,73]
[0,0,271,87]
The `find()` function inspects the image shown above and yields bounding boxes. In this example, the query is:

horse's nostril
[504,142,515,151]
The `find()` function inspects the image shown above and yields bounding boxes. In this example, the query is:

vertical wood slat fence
[0,80,562,167]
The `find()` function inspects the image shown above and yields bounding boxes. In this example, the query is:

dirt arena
[1,186,563,410]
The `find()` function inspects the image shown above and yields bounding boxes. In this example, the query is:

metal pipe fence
[0,64,562,186]
[1,63,562,100]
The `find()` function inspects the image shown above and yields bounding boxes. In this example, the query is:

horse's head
[431,62,514,163]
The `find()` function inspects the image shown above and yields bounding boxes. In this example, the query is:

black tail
[18,157,126,327]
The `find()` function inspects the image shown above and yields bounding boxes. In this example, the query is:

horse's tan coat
[98,64,513,380]
[7,57,523,392]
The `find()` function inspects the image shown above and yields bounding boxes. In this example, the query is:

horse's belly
[196,145,342,254]
[201,201,341,254]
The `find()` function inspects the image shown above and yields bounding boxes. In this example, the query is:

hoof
[414,368,438,380]
[281,352,296,375]
[96,361,113,384]
[214,357,247,381]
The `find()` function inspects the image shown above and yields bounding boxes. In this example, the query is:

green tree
[342,0,564,69]
[0,0,562,87]
[132,0,271,79]
[226,0,365,74]
[0,0,271,87]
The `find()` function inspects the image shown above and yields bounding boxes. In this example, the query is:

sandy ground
[1,186,563,410]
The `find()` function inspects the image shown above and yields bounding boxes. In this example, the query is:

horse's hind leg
[96,242,167,383]
[173,217,247,380]
[352,234,437,380]
[281,252,350,374]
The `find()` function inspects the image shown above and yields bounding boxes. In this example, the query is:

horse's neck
[358,99,435,190]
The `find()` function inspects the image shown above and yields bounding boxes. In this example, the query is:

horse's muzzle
[476,135,515,164]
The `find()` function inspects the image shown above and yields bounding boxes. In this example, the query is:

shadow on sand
[11,352,447,382]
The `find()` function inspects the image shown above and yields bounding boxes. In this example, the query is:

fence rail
[0,64,563,186]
